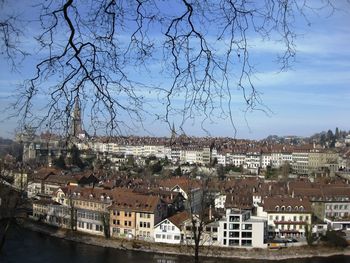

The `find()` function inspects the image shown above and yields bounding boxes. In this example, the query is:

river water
[1,224,350,263]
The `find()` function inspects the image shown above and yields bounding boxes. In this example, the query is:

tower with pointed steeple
[71,97,84,138]
[171,122,176,142]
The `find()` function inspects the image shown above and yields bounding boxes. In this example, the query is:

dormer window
[299,206,304,211]
[294,206,298,211]
[275,205,280,211]
[281,206,285,211]
[287,206,292,211]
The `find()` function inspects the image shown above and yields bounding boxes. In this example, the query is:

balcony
[273,220,306,225]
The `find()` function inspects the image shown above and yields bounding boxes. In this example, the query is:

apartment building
[109,192,168,240]
[54,186,112,236]
[290,181,350,223]
[27,168,63,198]
[214,193,227,209]
[261,153,272,169]
[179,147,206,165]
[258,197,312,238]
[218,209,266,248]
[308,149,339,173]
[292,151,309,175]
[228,153,245,167]
[244,152,261,174]
[202,147,211,165]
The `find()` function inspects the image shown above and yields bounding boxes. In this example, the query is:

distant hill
[264,128,350,148]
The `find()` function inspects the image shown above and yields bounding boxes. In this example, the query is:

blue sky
[0,1,349,139]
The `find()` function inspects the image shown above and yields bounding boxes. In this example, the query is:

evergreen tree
[53,155,66,169]
[70,145,84,169]
[174,166,182,177]
[217,164,225,181]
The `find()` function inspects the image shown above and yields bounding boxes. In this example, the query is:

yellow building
[109,192,167,240]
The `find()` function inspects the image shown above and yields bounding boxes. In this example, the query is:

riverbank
[19,219,350,261]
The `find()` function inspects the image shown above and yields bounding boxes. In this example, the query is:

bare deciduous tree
[0,0,339,135]
[183,174,215,263]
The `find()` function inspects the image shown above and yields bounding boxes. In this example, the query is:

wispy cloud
[247,30,350,57]
[254,68,350,87]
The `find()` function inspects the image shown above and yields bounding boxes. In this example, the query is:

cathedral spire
[71,97,83,137]
[171,122,176,140]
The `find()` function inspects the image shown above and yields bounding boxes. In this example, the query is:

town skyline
[2,1,350,261]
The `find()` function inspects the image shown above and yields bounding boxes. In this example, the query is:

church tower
[171,122,176,139]
[71,97,83,138]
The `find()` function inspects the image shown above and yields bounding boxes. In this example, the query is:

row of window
[223,223,240,230]
[326,212,349,218]
[155,234,181,240]
[276,224,305,231]
[205,227,218,232]
[77,211,101,221]
[77,221,103,232]
[140,221,151,228]
[326,205,349,210]
[229,216,240,222]
[112,211,132,217]
[140,213,151,218]
[275,205,304,212]
[270,215,309,222]
[223,239,252,246]
[223,231,252,238]
[160,224,174,231]
[223,222,253,231]
[112,228,132,235]
[111,228,151,237]
[74,200,104,209]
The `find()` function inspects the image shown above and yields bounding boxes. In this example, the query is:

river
[1,224,350,263]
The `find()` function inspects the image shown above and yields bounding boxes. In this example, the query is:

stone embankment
[20,219,350,261]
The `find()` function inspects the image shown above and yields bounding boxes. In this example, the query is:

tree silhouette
[0,0,341,135]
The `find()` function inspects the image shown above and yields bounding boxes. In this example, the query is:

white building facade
[218,209,266,248]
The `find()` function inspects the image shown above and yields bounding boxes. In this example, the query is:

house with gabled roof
[157,178,203,213]
[27,167,58,197]
[154,211,190,244]
[133,187,185,214]
[108,191,167,240]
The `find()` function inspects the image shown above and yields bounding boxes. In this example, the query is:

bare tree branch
[0,0,341,136]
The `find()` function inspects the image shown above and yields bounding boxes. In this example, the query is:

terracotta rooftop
[262,196,311,213]
[157,178,201,192]
[167,211,191,228]
[33,167,60,180]
[108,192,162,213]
